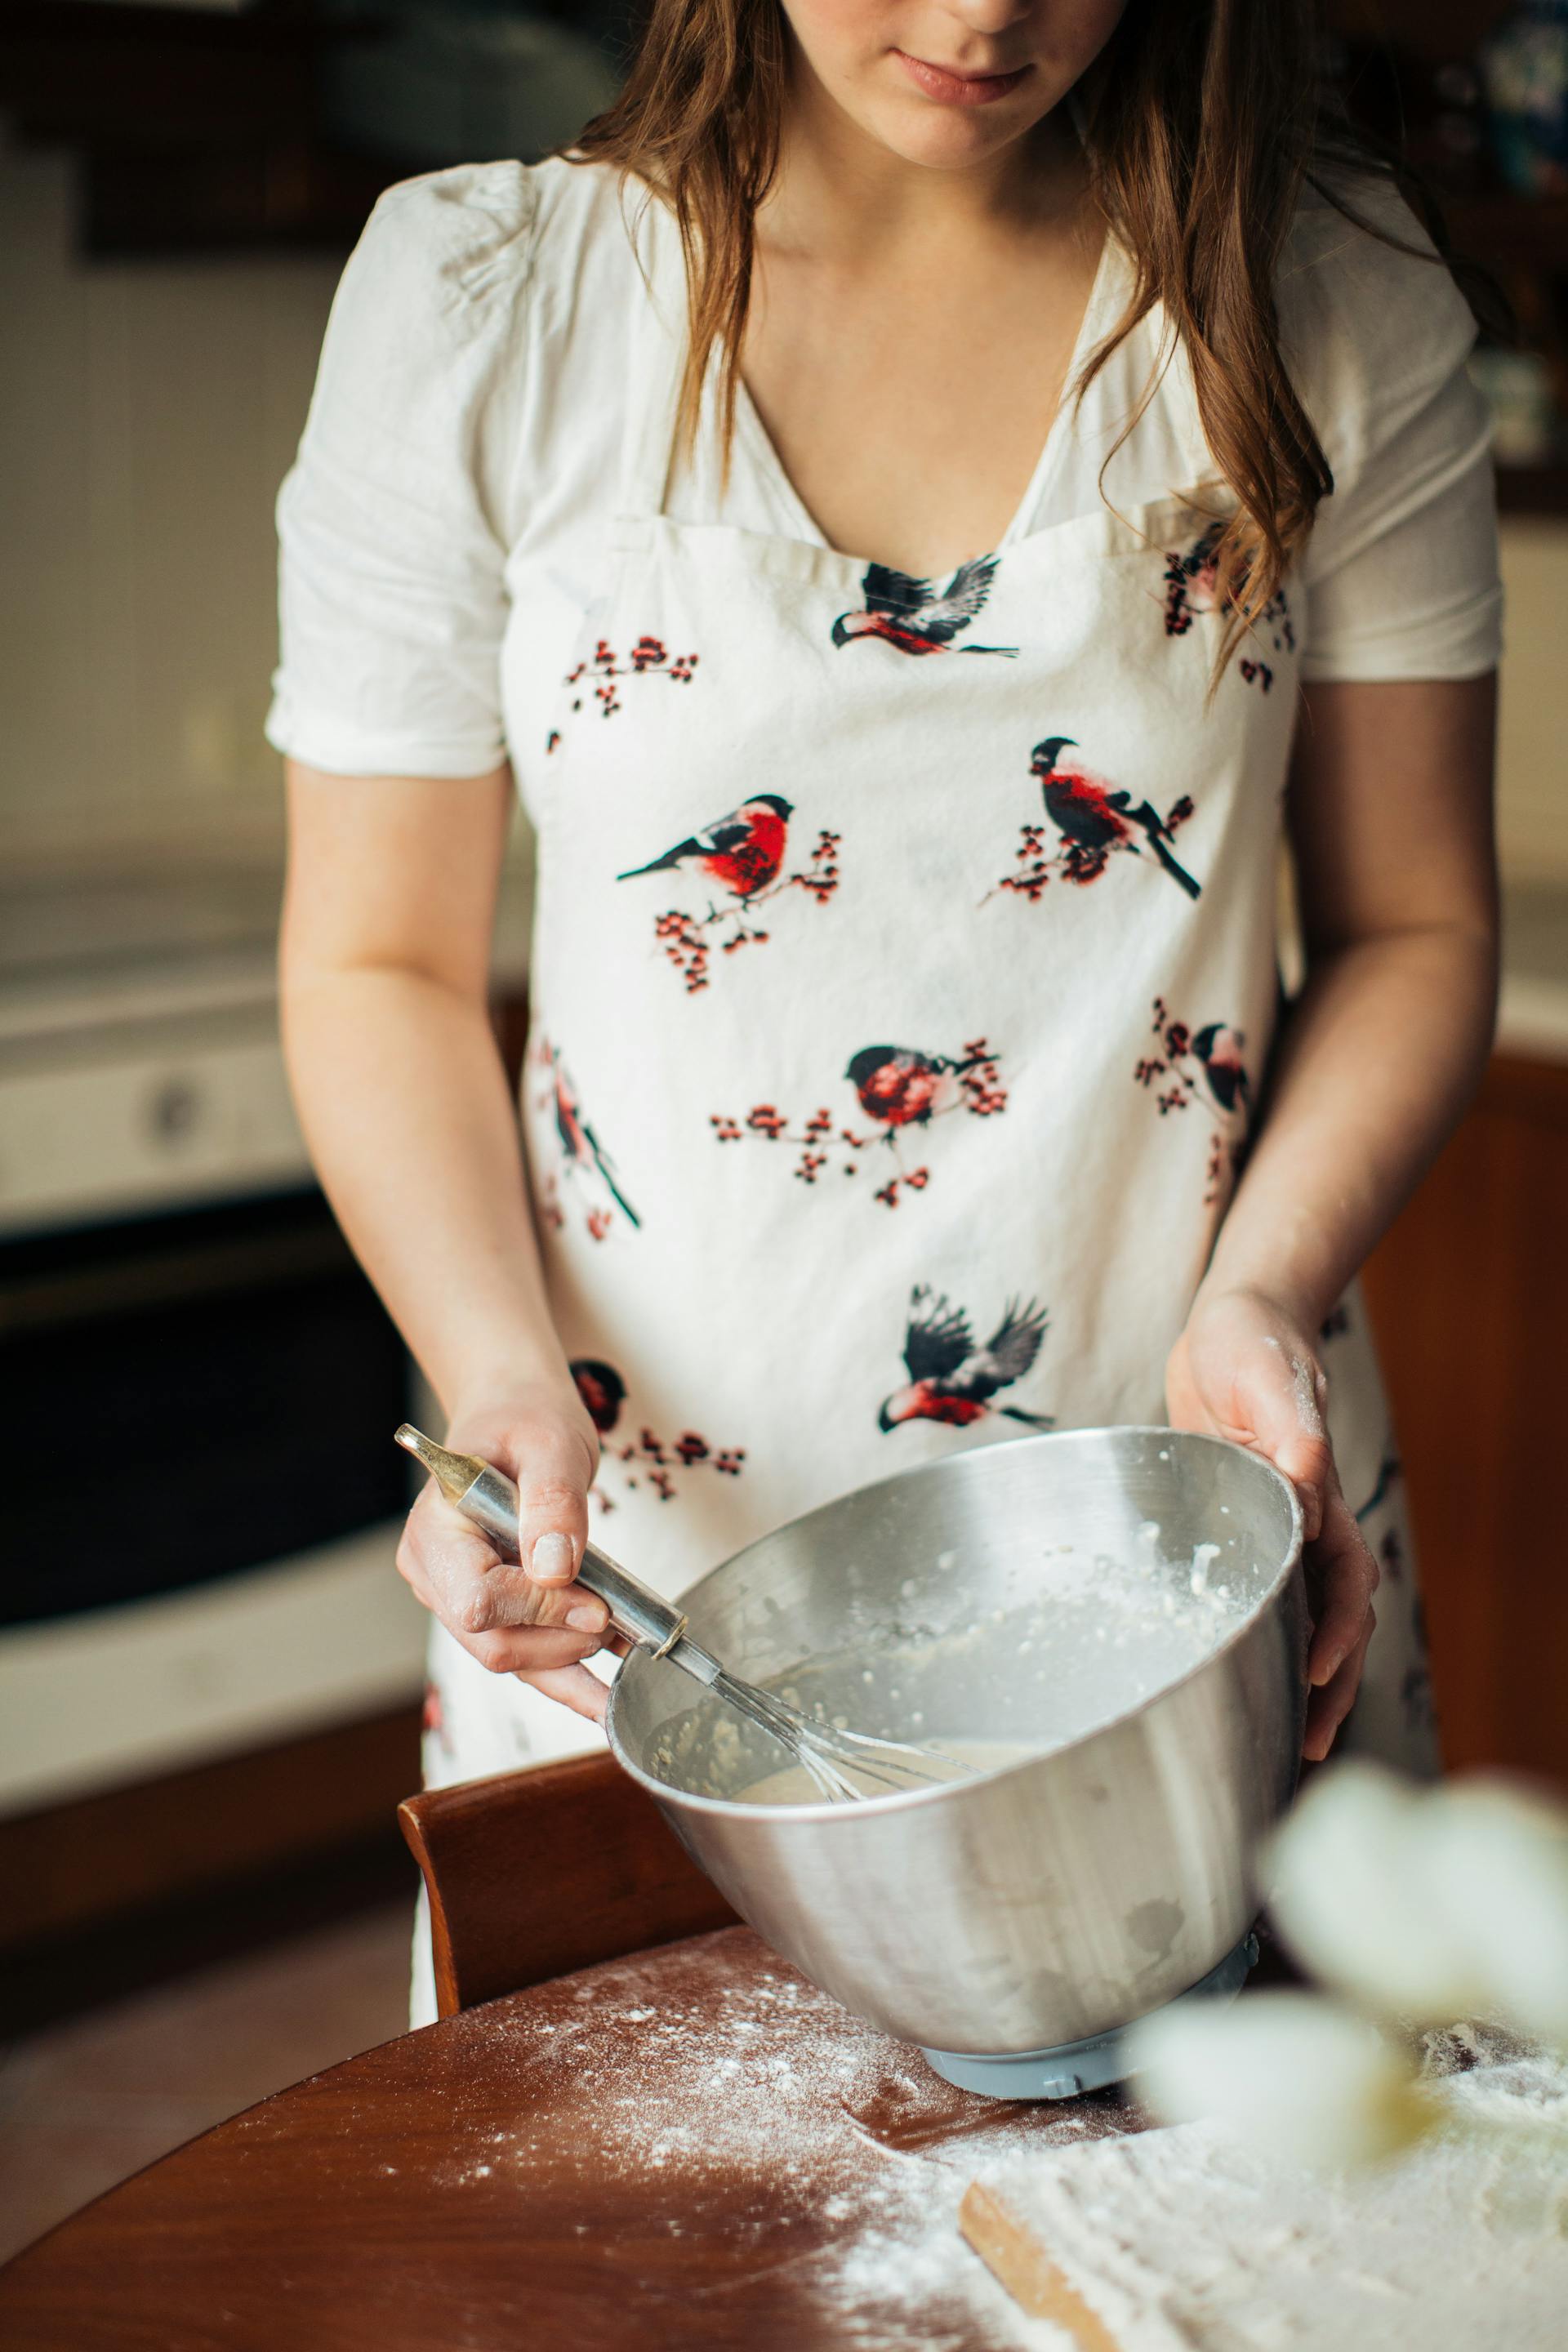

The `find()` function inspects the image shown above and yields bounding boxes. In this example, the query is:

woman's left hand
[1166,1285,1379,1763]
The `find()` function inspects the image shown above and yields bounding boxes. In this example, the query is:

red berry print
[570,1356,746,1514]
[712,1040,1005,1209]
[621,800,841,993]
[564,634,699,719]
[1134,997,1251,1205]
[992,738,1200,902]
[1163,522,1295,689]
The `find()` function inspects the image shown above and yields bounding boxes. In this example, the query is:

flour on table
[966,2023,1568,2350]
[437,1927,1126,2350]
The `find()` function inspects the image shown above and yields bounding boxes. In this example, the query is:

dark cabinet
[1363,1053,1568,1783]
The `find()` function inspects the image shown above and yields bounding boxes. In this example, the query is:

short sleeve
[1282,179,1503,684]
[265,165,537,778]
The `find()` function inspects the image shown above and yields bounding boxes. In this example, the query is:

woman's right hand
[395,1384,615,1722]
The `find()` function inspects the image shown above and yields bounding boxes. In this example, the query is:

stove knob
[147,1076,203,1146]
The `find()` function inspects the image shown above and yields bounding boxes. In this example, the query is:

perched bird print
[617,794,793,902]
[831,557,1018,657]
[1162,522,1226,635]
[550,1054,640,1231]
[879,1287,1054,1431]
[1193,1022,1250,1114]
[1031,737,1201,899]
[571,1358,626,1437]
[845,1044,990,1131]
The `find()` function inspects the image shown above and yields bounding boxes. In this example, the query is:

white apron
[419,208,1437,1812]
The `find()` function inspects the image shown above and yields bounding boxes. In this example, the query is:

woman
[270,1,1499,2015]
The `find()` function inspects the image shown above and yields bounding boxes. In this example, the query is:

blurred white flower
[1266,1762,1481,2021]
[1424,1780,1568,2051]
[1266,1763,1568,2048]
[1126,1989,1437,2170]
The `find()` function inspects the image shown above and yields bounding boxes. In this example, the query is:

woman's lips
[893,50,1031,106]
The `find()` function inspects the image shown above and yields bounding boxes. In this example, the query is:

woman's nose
[938,0,1037,38]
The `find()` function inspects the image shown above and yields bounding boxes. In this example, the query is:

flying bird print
[845,1044,998,1133]
[547,1049,639,1232]
[617,794,794,902]
[1192,1022,1250,1114]
[1030,737,1201,899]
[831,557,1018,657]
[879,1286,1054,1431]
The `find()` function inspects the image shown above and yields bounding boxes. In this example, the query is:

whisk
[395,1426,974,1802]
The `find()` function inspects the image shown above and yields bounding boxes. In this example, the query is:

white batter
[734,1737,1041,1806]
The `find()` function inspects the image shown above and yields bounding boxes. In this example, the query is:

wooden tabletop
[0,1926,1144,2352]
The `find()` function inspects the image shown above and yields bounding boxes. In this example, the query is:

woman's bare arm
[1209,674,1499,1325]
[280,763,611,1716]
[1169,674,1498,1757]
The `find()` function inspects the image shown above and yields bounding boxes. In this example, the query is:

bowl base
[920,1930,1259,2100]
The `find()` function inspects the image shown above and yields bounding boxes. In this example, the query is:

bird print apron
[419,207,1437,1811]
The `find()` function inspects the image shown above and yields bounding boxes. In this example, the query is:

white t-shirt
[265,156,1501,785]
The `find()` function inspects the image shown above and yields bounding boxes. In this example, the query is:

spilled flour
[967,2022,1568,2350]
[433,1926,1124,2350]
[427,1931,1565,2350]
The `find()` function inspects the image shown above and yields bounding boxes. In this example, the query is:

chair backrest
[398,1750,739,2016]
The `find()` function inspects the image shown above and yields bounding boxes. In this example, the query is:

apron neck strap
[617,189,688,526]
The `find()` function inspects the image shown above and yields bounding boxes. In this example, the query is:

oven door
[0,1187,427,1810]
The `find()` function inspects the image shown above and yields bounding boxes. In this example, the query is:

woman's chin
[854,99,1051,173]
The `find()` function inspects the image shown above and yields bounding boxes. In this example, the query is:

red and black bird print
[846,1044,990,1131]
[1163,523,1226,637]
[879,1287,1054,1431]
[617,794,793,902]
[1031,737,1200,899]
[831,557,1018,657]
[1163,521,1294,688]
[1192,1022,1250,1114]
[570,1358,626,1437]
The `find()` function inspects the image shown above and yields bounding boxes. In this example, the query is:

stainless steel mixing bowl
[607,1427,1306,2058]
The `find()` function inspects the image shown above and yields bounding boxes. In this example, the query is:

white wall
[1496,520,1568,886]
[0,142,338,873]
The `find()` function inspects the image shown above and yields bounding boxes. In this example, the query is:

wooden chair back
[398,1750,739,2016]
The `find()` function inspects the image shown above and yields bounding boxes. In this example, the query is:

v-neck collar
[721,225,1126,577]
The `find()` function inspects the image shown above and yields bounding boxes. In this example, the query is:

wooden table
[0,1926,1142,2351]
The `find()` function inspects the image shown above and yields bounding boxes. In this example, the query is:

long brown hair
[573,0,1458,657]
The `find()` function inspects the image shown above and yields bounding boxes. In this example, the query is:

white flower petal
[1126,1989,1435,2171]
[1267,1762,1481,2021]
[1423,1778,1568,2050]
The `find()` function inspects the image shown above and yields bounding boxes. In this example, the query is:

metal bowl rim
[606,1425,1305,1820]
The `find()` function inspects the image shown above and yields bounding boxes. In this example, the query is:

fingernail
[567,1603,604,1630]
[531,1533,574,1581]
[1312,1644,1346,1687]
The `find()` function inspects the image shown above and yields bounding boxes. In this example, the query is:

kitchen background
[1,0,1565,2252]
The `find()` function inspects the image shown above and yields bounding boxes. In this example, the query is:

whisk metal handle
[428,1447,697,1663]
